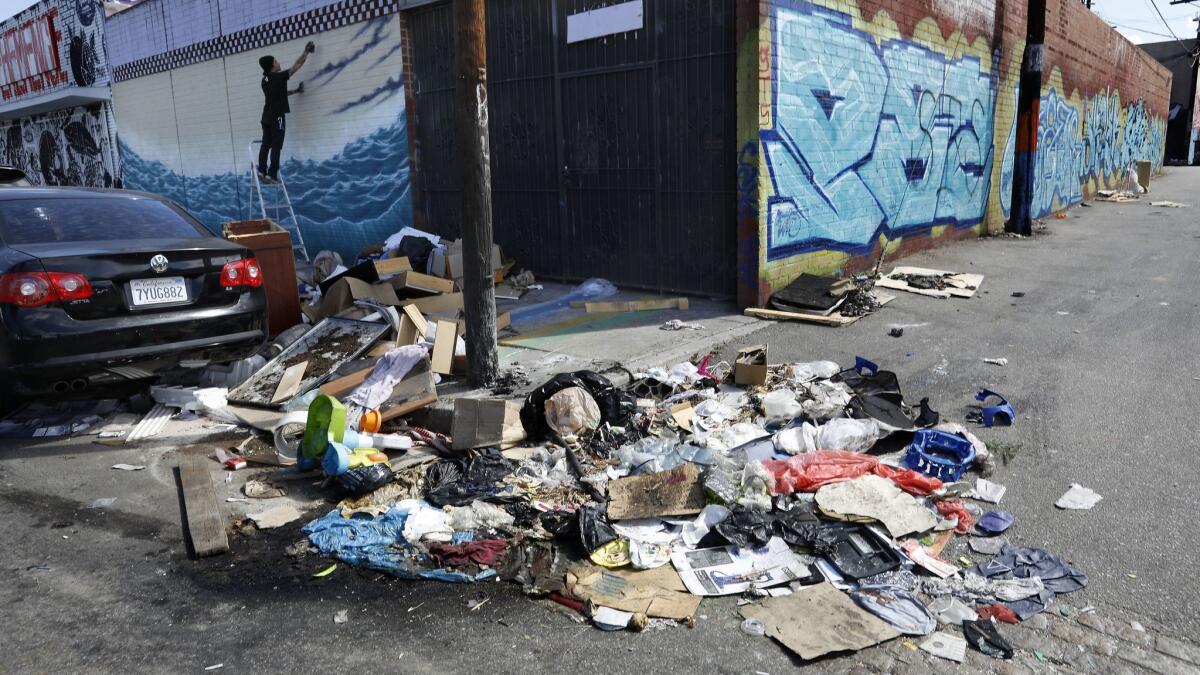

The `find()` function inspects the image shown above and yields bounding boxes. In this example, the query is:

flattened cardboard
[743,291,896,326]
[606,463,705,520]
[739,583,899,660]
[408,292,464,318]
[451,398,526,450]
[318,256,411,294]
[734,345,769,386]
[565,564,701,620]
[307,277,401,321]
[431,320,458,375]
[877,266,983,299]
[670,402,694,431]
[270,361,308,404]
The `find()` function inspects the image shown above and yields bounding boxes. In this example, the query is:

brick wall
[111,1,412,259]
[737,0,1171,307]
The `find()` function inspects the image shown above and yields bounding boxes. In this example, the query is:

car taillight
[221,258,264,288]
[0,272,92,307]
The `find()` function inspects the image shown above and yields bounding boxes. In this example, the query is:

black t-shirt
[261,70,290,120]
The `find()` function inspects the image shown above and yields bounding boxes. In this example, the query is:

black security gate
[407,0,736,296]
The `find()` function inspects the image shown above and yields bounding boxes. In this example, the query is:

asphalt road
[2,169,1198,673]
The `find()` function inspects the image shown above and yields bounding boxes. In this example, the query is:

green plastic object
[301,395,347,458]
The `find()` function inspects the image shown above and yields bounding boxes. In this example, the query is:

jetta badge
[150,254,169,273]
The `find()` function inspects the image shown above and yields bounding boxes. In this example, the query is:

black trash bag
[396,235,436,274]
[715,505,773,549]
[715,504,821,549]
[836,357,931,431]
[424,449,516,507]
[963,620,1014,660]
[547,506,617,556]
[503,501,540,529]
[520,371,636,440]
[335,463,394,498]
[769,273,841,313]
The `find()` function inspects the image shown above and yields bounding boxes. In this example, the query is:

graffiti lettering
[0,9,68,100]
[762,3,995,260]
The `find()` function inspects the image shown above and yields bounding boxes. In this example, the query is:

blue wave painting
[121,113,411,260]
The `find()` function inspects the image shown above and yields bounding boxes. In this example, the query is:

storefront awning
[0,86,111,121]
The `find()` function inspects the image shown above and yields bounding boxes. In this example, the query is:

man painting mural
[257,41,315,183]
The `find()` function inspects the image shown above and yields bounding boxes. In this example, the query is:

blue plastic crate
[904,429,976,481]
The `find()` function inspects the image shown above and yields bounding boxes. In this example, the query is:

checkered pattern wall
[111,0,400,82]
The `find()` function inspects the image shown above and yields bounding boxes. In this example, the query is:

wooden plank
[177,454,228,557]
[570,297,690,313]
[373,256,412,277]
[431,320,457,375]
[270,361,308,403]
[318,366,373,398]
[744,292,894,327]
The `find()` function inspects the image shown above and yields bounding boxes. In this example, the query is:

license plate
[130,277,188,306]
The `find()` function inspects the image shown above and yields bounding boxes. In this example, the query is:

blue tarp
[302,505,495,583]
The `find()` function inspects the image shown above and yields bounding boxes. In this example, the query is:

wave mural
[121,114,411,258]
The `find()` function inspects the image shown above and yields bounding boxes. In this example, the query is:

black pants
[259,115,286,179]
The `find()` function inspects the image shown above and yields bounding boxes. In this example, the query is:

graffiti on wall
[0,104,116,186]
[1000,83,1168,218]
[117,14,411,259]
[761,2,996,261]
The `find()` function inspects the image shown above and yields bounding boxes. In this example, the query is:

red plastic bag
[876,463,943,496]
[976,603,1020,624]
[763,451,876,494]
[763,450,943,495]
[935,499,975,534]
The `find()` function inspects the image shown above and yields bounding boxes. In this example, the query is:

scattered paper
[901,539,958,579]
[111,464,145,471]
[815,475,937,538]
[1056,484,1102,510]
[244,480,288,499]
[970,478,1006,504]
[1149,201,1188,208]
[87,498,116,508]
[982,357,1008,367]
[739,583,900,660]
[333,609,349,624]
[592,606,634,630]
[920,631,967,662]
[671,537,810,596]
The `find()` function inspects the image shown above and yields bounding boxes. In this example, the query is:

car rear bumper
[0,290,268,388]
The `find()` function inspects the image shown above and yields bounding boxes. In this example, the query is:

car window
[0,197,210,244]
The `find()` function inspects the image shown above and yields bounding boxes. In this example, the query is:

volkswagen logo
[150,254,169,273]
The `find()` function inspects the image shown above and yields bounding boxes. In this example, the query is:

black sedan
[0,188,268,397]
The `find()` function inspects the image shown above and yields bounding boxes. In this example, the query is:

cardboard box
[304,277,401,322]
[1136,160,1152,193]
[734,345,769,386]
[440,240,504,281]
[318,256,411,295]
[431,319,458,375]
[451,399,526,450]
[390,270,455,297]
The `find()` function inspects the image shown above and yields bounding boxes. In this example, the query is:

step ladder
[248,140,309,261]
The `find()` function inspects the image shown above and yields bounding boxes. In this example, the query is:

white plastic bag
[762,389,803,424]
[787,361,840,383]
[816,418,880,453]
[774,422,819,455]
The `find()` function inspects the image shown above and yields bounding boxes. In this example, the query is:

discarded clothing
[303,506,494,583]
[344,345,426,409]
[976,511,1015,536]
[972,545,1087,619]
[963,620,1014,659]
[428,539,508,568]
[852,587,936,635]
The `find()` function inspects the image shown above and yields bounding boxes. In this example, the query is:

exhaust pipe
[52,380,70,393]
[70,378,88,392]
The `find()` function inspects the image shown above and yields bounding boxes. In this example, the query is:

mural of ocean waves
[120,115,412,260]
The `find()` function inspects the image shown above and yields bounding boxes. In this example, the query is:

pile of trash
[217,330,1084,664]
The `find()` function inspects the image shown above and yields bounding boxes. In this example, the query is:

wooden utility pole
[1008,0,1046,236]
[453,0,498,386]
